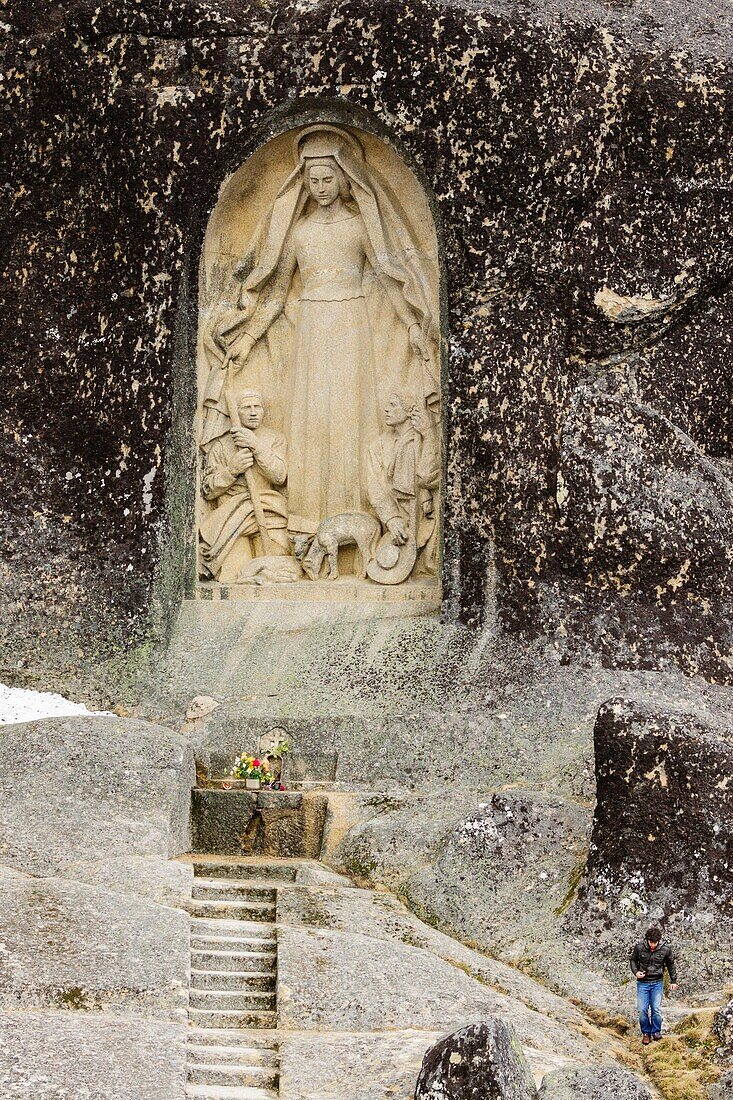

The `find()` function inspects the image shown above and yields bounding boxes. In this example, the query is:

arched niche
[196,121,442,601]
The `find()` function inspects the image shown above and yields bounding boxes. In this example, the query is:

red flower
[252,759,261,768]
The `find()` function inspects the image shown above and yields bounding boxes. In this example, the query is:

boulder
[0,878,188,1015]
[569,698,733,989]
[539,1065,652,1100]
[414,1019,538,1100]
[714,998,733,1063]
[0,1010,186,1100]
[709,1070,733,1100]
[578,699,733,919]
[0,716,194,875]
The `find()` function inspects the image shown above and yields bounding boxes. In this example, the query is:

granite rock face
[0,716,194,875]
[0,1010,187,1100]
[191,788,327,857]
[0,877,188,1015]
[415,1020,538,1100]
[539,1065,652,1100]
[3,0,733,690]
[714,998,733,1063]
[569,698,733,987]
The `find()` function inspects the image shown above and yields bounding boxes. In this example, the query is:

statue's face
[238,396,264,429]
[385,395,409,427]
[306,160,343,207]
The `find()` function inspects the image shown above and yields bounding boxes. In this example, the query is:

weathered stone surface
[279,1031,442,1100]
[62,855,193,909]
[710,1070,733,1100]
[0,716,194,875]
[0,1010,186,1100]
[191,788,258,855]
[191,788,326,856]
[569,698,733,988]
[4,0,733,691]
[553,383,733,679]
[539,1064,652,1100]
[0,878,188,1015]
[714,998,733,1063]
[415,1020,538,1100]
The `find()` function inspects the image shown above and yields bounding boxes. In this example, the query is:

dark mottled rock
[414,1019,537,1100]
[579,698,733,918]
[568,698,733,988]
[191,789,258,855]
[714,998,733,1063]
[539,1064,652,1100]
[3,0,733,692]
[0,716,194,875]
[192,788,326,857]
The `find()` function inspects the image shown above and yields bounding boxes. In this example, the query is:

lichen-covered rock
[3,0,733,691]
[714,998,733,1063]
[557,382,733,605]
[414,1019,538,1100]
[539,1064,652,1100]
[0,878,188,1015]
[568,698,733,987]
[0,1010,186,1100]
[0,716,194,875]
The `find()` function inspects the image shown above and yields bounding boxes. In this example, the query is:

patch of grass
[644,1011,722,1100]
[570,998,630,1036]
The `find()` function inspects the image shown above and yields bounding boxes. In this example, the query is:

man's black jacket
[630,940,677,983]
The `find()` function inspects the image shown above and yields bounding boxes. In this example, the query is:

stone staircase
[186,860,296,1099]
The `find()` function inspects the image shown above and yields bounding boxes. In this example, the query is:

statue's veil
[201,124,438,449]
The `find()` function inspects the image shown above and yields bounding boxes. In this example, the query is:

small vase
[245,778,261,791]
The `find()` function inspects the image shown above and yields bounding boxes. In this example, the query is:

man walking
[630,926,678,1044]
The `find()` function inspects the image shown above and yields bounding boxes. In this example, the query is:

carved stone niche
[196,122,441,599]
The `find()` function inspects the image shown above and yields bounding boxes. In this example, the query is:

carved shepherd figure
[292,513,381,581]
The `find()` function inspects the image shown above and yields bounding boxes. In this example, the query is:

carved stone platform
[195,578,440,611]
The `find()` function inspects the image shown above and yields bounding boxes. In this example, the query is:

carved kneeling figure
[293,513,381,581]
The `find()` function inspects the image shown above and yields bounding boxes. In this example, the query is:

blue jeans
[637,979,664,1035]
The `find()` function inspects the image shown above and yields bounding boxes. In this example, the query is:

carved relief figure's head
[237,390,264,430]
[304,157,350,207]
[290,533,314,563]
[384,392,412,428]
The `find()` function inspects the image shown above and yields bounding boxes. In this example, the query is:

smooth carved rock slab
[538,1064,652,1100]
[0,716,194,876]
[62,855,194,909]
[415,1020,538,1100]
[0,878,188,1015]
[192,789,328,858]
[0,1010,186,1100]
[278,1031,443,1100]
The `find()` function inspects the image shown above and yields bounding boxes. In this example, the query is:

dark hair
[646,926,662,942]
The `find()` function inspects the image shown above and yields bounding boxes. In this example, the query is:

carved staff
[223,354,274,556]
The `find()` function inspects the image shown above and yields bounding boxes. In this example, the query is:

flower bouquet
[229,754,271,791]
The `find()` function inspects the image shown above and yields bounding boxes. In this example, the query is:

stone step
[190,969,275,992]
[188,1009,277,1030]
[190,918,276,941]
[186,1029,278,1048]
[184,1085,278,1100]
[191,950,276,973]
[192,879,277,903]
[190,989,275,1012]
[187,1044,278,1067]
[187,1064,279,1089]
[192,861,298,882]
[189,900,276,922]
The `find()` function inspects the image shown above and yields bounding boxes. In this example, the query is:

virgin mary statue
[200,124,439,537]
